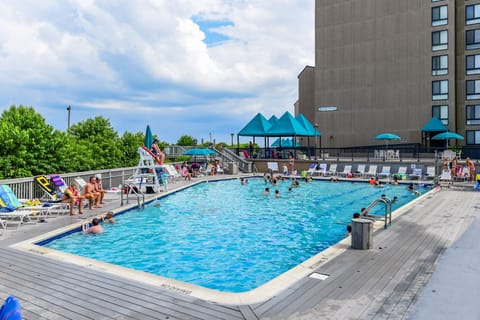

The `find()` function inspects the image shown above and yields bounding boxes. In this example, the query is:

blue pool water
[42,178,428,292]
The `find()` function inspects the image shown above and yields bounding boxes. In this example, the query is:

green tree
[68,116,123,170]
[0,105,65,178]
[176,135,196,146]
[120,131,144,167]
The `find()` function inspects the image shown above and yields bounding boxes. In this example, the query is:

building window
[432,55,448,75]
[466,29,480,50]
[432,105,449,125]
[466,4,480,25]
[466,55,480,75]
[432,80,448,100]
[466,105,480,125]
[432,30,448,51]
[466,130,480,144]
[466,80,480,99]
[432,6,448,26]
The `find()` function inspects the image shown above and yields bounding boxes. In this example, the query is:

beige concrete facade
[297,0,480,148]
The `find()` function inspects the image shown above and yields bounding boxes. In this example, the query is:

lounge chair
[393,166,408,180]
[0,185,49,228]
[354,164,366,178]
[454,166,469,182]
[34,175,61,202]
[307,163,316,176]
[364,164,377,178]
[338,165,352,177]
[315,163,328,176]
[378,166,391,179]
[164,164,181,181]
[267,162,279,174]
[326,163,338,176]
[409,168,423,180]
[424,166,436,180]
[439,169,452,186]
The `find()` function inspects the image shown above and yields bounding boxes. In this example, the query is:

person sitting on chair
[84,176,101,210]
[151,139,165,165]
[62,182,84,216]
[95,177,105,205]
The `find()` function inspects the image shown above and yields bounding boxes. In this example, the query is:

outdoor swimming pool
[41,178,429,292]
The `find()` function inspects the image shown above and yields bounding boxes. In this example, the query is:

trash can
[351,218,373,250]
[228,162,238,175]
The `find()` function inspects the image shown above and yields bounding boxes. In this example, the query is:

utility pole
[67,105,71,132]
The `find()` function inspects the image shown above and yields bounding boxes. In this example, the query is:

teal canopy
[238,113,271,136]
[296,113,321,136]
[271,138,300,147]
[266,111,310,136]
[421,116,448,132]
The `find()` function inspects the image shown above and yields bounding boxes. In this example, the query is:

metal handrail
[120,183,145,209]
[364,197,392,229]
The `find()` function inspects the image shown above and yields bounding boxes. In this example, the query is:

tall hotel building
[296,0,480,150]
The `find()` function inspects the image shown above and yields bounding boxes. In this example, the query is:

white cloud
[0,0,314,143]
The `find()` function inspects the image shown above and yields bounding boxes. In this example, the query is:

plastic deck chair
[0,295,22,320]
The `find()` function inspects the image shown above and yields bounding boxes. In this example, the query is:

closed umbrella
[144,125,153,148]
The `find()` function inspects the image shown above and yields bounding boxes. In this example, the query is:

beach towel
[33,176,57,200]
[0,185,21,211]
[0,296,22,320]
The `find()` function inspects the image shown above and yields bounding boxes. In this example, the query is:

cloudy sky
[0,0,314,144]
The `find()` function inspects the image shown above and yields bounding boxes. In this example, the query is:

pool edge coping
[9,179,438,306]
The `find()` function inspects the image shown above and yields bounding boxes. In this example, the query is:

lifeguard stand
[131,147,167,193]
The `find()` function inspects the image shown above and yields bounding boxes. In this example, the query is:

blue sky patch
[191,16,234,46]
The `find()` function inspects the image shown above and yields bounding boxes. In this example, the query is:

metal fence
[0,167,137,200]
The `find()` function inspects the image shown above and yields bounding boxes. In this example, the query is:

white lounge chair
[424,166,436,180]
[378,166,391,179]
[338,165,352,177]
[267,162,279,174]
[315,163,328,176]
[307,163,316,176]
[439,169,452,186]
[409,168,423,180]
[354,164,366,178]
[327,163,338,176]
[364,164,377,178]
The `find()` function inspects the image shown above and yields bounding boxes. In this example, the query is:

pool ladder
[120,183,145,210]
[363,197,393,229]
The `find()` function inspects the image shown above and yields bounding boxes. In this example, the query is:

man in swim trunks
[82,218,103,234]
[84,176,101,210]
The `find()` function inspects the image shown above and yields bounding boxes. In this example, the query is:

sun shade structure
[270,138,300,147]
[374,133,401,141]
[296,113,321,136]
[237,113,272,137]
[266,111,310,136]
[183,148,217,156]
[421,116,448,132]
[432,132,464,140]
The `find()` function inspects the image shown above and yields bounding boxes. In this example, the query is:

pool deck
[0,174,479,319]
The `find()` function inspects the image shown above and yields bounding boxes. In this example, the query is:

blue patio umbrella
[432,131,464,148]
[183,148,216,162]
[183,148,216,156]
[144,125,153,148]
[374,133,401,149]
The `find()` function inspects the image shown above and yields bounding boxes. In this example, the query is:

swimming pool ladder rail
[364,197,393,229]
[120,183,145,210]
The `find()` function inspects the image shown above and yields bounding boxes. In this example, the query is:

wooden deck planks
[0,183,478,320]
[0,248,243,320]
[256,191,479,319]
